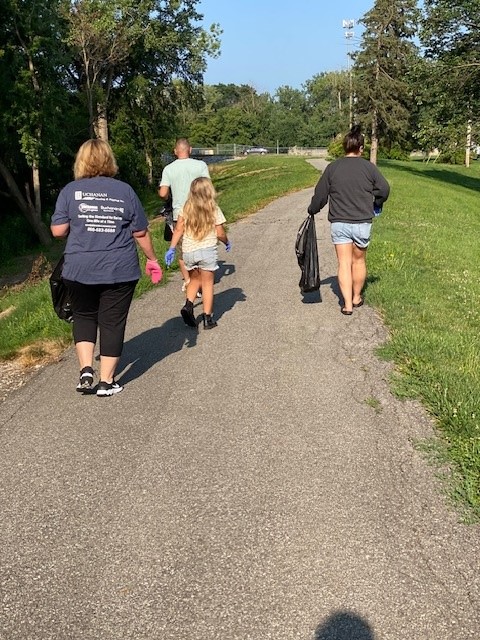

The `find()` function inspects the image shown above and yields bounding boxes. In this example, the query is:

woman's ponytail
[343,125,364,154]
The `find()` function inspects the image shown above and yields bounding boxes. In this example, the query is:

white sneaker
[76,367,94,393]
[96,380,123,397]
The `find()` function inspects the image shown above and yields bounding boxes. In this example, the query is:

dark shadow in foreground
[117,287,246,385]
[314,611,375,640]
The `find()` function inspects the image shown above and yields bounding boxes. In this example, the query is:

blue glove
[373,205,382,217]
[165,247,176,267]
[225,240,232,252]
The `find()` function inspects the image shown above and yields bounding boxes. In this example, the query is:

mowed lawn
[368,159,480,518]
[0,155,479,518]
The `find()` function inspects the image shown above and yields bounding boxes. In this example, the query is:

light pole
[342,19,355,129]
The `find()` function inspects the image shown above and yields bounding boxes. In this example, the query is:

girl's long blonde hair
[183,177,217,240]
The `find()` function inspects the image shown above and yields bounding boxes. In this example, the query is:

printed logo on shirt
[101,205,124,214]
[74,191,108,200]
[79,203,99,213]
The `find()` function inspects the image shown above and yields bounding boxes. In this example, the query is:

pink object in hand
[145,259,163,284]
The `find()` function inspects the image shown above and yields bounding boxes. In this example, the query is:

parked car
[244,146,268,155]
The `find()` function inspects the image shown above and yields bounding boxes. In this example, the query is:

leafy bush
[378,145,410,160]
[327,136,344,159]
[438,149,466,165]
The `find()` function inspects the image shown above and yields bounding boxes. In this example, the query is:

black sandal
[341,308,353,316]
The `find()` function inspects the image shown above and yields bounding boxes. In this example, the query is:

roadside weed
[365,396,382,413]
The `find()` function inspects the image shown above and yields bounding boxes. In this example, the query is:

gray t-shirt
[51,176,148,284]
[159,158,210,220]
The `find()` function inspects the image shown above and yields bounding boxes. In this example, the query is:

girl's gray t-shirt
[52,176,148,284]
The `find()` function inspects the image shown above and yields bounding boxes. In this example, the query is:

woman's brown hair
[343,125,364,154]
[74,139,118,180]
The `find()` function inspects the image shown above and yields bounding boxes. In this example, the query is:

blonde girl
[165,177,230,329]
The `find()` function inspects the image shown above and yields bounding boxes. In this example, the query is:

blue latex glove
[373,205,382,217]
[165,247,176,267]
[225,240,232,252]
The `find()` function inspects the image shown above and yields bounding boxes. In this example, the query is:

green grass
[209,154,320,220]
[368,159,480,518]
[0,281,73,357]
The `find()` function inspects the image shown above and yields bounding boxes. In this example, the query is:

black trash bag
[161,196,174,242]
[49,255,73,323]
[163,221,173,242]
[295,214,320,293]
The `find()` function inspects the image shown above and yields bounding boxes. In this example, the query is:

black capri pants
[64,280,138,357]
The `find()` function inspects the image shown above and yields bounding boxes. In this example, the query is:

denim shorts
[183,246,218,271]
[330,222,372,248]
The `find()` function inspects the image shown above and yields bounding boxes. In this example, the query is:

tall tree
[0,0,70,246]
[420,0,480,165]
[65,0,221,141]
[185,84,273,146]
[267,86,308,147]
[353,0,420,164]
[304,71,351,145]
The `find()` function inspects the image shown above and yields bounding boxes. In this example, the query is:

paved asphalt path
[1,160,479,640]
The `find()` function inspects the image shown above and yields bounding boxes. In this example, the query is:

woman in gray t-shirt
[51,139,162,396]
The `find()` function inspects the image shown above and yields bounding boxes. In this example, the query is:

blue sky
[197,0,375,94]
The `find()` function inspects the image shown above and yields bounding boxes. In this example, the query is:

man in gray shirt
[158,138,210,287]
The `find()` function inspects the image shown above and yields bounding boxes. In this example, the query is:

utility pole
[466,120,472,168]
[342,19,355,129]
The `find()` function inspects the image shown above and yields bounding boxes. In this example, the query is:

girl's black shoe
[181,300,197,327]
[203,313,218,330]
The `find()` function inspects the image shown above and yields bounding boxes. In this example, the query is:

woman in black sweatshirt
[308,126,390,315]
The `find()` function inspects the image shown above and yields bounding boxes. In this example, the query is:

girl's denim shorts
[183,246,218,271]
[330,222,372,248]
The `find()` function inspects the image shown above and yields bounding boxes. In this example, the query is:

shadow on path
[204,286,246,322]
[215,259,236,282]
[307,273,380,308]
[314,611,375,640]
[300,275,339,305]
[118,287,246,384]
[117,319,197,385]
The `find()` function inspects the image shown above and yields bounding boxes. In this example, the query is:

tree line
[0,0,478,253]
